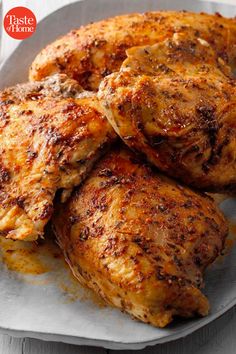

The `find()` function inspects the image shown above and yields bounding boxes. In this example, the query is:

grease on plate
[0,226,106,307]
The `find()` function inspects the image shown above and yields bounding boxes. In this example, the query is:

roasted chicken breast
[53,146,228,328]
[29,11,236,90]
[0,74,115,241]
[99,33,236,193]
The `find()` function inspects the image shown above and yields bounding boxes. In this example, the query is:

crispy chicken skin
[53,146,228,327]
[0,74,115,241]
[29,11,236,90]
[99,33,236,193]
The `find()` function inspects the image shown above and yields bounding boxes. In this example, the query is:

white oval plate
[0,0,236,350]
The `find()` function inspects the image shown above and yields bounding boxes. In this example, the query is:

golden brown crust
[0,74,116,241]
[29,11,236,90]
[99,33,236,193]
[53,146,228,327]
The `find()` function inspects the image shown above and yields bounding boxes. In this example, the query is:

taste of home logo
[4,7,37,40]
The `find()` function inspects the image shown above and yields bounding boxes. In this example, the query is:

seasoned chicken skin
[99,33,236,193]
[29,11,236,90]
[53,146,228,327]
[0,74,115,241]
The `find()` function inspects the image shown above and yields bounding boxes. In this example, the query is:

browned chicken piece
[53,146,228,328]
[0,74,115,241]
[29,11,236,91]
[99,33,236,193]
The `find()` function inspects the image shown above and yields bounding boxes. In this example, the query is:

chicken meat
[99,33,236,193]
[29,11,236,91]
[0,74,115,241]
[53,146,228,328]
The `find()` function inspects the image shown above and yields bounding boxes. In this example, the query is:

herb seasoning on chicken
[29,11,236,91]
[99,33,236,193]
[53,146,228,328]
[0,74,115,241]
